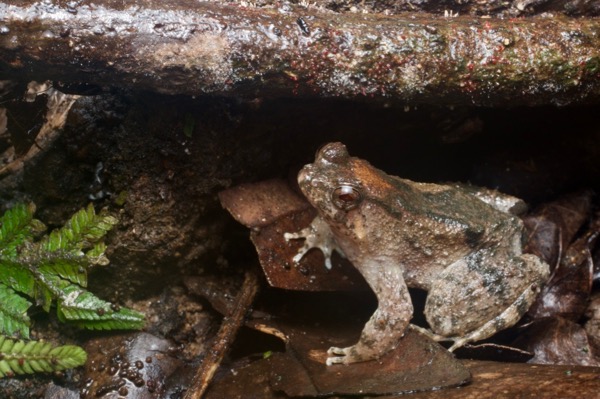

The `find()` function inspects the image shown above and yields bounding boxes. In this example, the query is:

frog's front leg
[327,259,413,365]
[284,216,345,270]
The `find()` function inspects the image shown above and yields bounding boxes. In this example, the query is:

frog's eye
[332,185,361,210]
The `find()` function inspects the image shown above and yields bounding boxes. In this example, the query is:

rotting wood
[0,1,599,105]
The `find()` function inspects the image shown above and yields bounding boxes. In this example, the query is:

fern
[0,204,45,258]
[0,336,86,377]
[56,285,145,330]
[0,203,145,377]
[39,204,118,255]
[0,284,30,338]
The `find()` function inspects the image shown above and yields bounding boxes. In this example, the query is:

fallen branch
[0,1,599,105]
[185,269,260,399]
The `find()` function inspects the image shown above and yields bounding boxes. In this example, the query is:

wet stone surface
[81,332,183,398]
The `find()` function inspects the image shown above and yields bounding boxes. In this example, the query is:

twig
[185,269,261,399]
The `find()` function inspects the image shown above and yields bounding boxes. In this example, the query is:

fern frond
[0,203,145,378]
[63,316,145,331]
[39,204,118,254]
[56,286,145,330]
[86,242,109,266]
[0,260,36,297]
[0,284,31,338]
[0,204,45,258]
[0,336,86,377]
[38,256,88,287]
[30,268,66,312]
[0,202,143,357]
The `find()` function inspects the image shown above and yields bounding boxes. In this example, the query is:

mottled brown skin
[292,142,549,365]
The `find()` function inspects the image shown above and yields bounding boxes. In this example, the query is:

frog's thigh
[424,251,537,338]
[446,280,541,351]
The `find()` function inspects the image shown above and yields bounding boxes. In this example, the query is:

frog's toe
[327,346,346,355]
[326,355,347,366]
[326,346,349,366]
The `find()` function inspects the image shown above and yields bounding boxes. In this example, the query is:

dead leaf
[218,178,310,228]
[204,358,277,399]
[219,179,367,291]
[522,215,561,268]
[527,244,593,321]
[216,298,469,396]
[513,318,600,367]
[251,207,368,291]
[523,191,592,268]
[269,328,470,397]
[528,211,599,321]
[594,245,600,283]
[584,292,600,357]
[184,275,241,316]
[200,283,470,397]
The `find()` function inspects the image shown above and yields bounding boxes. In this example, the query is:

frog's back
[385,175,517,235]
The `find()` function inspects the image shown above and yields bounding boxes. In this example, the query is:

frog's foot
[326,344,383,366]
[409,324,448,342]
[326,346,353,366]
[409,325,483,351]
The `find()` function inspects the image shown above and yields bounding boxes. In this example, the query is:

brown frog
[285,142,549,365]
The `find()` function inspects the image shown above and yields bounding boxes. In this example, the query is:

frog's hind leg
[425,251,548,351]
[445,279,543,351]
[414,278,543,351]
[409,324,448,342]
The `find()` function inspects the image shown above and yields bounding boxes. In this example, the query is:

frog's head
[298,142,394,228]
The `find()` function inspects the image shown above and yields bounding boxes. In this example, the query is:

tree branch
[1,1,599,105]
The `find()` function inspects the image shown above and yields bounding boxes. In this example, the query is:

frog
[285,142,550,366]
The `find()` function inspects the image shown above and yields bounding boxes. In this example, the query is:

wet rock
[44,382,79,399]
[82,332,183,398]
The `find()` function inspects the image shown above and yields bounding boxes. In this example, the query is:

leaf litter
[209,181,600,397]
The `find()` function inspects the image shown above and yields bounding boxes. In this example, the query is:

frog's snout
[297,164,312,186]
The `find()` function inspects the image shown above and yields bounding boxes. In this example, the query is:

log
[305,0,600,17]
[0,0,599,105]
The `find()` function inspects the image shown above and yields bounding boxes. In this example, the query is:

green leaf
[38,256,88,287]
[85,242,109,266]
[0,202,144,378]
[59,312,146,331]
[0,260,36,297]
[30,269,66,312]
[0,204,45,258]
[0,284,31,338]
[0,336,86,377]
[39,204,118,254]
[48,344,88,370]
[56,286,145,330]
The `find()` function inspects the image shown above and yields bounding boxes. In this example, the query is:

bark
[0,1,599,105]
[312,0,600,17]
